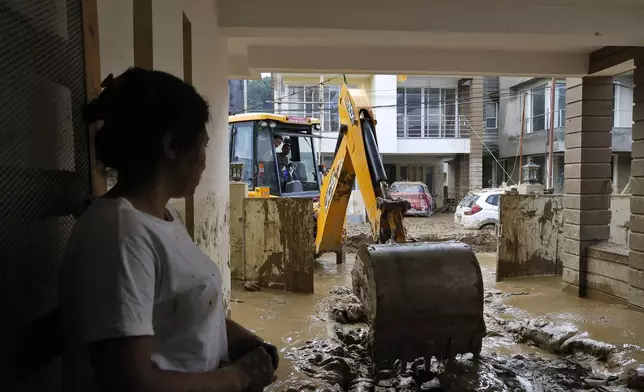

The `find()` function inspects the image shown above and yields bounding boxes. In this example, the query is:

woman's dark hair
[84,67,210,176]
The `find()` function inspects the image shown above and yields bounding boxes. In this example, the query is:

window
[256,128,279,194]
[524,82,566,133]
[485,102,498,129]
[284,85,341,132]
[274,134,320,193]
[485,194,499,206]
[230,122,254,188]
[614,79,633,128]
[397,87,458,138]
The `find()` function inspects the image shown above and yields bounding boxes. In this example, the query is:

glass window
[397,87,458,138]
[256,128,280,195]
[406,88,422,138]
[230,122,254,188]
[425,88,440,137]
[397,88,405,137]
[443,89,457,137]
[528,85,546,133]
[276,134,320,193]
[324,85,340,132]
[485,102,498,129]
[486,194,499,206]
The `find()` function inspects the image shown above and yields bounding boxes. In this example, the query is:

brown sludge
[231,215,644,391]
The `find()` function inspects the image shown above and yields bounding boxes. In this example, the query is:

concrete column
[469,77,484,191]
[229,182,247,281]
[185,0,231,309]
[562,77,613,298]
[454,154,469,200]
[629,60,644,309]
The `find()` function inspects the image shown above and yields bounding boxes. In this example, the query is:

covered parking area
[4,0,644,389]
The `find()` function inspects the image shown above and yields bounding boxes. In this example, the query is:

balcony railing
[397,114,470,138]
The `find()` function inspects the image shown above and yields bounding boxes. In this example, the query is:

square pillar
[563,77,613,298]
[630,60,644,309]
[469,77,484,191]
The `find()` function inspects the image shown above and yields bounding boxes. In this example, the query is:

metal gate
[1,0,91,389]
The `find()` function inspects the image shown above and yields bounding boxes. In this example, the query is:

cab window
[275,134,320,193]
[230,122,253,188]
[256,127,280,194]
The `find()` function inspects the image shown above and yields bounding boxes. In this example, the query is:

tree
[247,76,274,113]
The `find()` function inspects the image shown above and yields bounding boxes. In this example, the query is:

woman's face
[171,130,208,198]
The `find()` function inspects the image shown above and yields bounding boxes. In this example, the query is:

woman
[60,68,277,392]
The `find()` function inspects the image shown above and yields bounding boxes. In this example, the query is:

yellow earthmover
[315,85,486,368]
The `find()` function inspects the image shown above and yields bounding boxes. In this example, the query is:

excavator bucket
[352,241,485,369]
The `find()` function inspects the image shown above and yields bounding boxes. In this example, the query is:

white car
[454,189,502,230]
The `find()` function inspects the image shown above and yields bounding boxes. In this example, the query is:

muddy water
[232,252,644,390]
[231,256,352,386]
[477,253,644,367]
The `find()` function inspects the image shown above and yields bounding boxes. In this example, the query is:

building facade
[497,74,634,194]
[268,73,500,206]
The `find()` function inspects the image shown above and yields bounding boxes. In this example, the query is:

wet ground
[231,215,644,391]
[345,215,497,253]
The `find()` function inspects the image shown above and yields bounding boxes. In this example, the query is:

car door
[484,193,500,221]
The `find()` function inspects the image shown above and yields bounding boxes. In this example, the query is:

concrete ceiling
[218,0,644,79]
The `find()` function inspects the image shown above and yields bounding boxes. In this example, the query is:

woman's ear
[162,132,178,160]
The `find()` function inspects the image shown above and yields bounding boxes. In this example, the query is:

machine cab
[228,113,321,197]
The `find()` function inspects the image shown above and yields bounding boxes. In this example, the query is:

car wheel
[480,223,496,231]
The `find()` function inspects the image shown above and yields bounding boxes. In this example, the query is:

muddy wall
[563,242,631,302]
[610,195,630,246]
[242,198,314,293]
[497,194,564,280]
[347,190,366,224]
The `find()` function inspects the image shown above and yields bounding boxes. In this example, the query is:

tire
[480,223,496,231]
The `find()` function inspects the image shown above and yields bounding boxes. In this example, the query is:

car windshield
[390,184,423,194]
[459,194,479,208]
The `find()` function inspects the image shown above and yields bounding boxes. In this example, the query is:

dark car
[389,181,436,217]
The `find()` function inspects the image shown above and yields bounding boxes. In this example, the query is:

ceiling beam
[244,46,588,77]
[218,0,644,42]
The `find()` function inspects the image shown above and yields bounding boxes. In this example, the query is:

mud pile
[282,285,643,392]
[345,214,497,253]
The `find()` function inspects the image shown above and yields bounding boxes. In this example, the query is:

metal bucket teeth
[352,241,486,369]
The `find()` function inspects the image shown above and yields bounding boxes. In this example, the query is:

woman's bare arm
[89,336,273,392]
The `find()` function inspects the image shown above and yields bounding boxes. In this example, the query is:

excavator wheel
[352,241,485,370]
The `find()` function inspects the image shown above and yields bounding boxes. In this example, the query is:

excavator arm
[315,84,486,370]
[315,85,409,256]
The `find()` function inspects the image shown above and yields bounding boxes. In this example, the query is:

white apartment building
[272,73,499,205]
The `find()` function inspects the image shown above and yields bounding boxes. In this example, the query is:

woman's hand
[232,346,276,391]
[260,341,279,370]
[226,319,279,370]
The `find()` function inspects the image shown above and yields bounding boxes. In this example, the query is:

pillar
[469,77,484,191]
[562,77,613,298]
[629,59,644,309]
[185,0,231,309]
[229,182,247,281]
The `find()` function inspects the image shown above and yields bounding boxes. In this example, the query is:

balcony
[397,114,470,139]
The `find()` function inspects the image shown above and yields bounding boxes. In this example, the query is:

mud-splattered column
[562,77,613,298]
[186,0,232,311]
[469,77,485,191]
[629,60,644,310]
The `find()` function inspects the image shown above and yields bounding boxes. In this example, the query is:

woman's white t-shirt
[60,197,228,392]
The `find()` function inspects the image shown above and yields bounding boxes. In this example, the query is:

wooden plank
[133,0,153,70]
[82,0,107,196]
